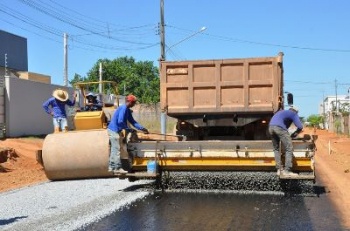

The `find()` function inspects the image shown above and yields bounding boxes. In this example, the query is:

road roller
[73,81,119,130]
[38,53,317,192]
[39,129,316,192]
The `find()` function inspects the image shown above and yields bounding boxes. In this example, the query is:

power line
[47,0,112,28]
[167,24,350,53]
[47,0,152,32]
[0,3,62,37]
[0,1,159,52]
[285,80,333,84]
[0,17,62,44]
[17,0,157,45]
[18,0,106,34]
[203,33,350,53]
[5,1,350,56]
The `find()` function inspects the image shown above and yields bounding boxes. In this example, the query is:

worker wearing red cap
[107,94,149,174]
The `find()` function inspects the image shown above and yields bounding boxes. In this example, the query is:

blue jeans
[108,129,122,171]
[53,117,68,131]
[268,125,294,171]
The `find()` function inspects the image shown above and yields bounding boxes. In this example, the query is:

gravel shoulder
[0,178,152,231]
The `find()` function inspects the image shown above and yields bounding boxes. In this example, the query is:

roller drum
[42,129,111,180]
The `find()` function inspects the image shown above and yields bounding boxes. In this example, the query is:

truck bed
[160,53,284,116]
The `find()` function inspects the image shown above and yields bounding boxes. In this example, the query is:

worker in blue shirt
[268,105,303,177]
[107,94,149,174]
[43,89,76,133]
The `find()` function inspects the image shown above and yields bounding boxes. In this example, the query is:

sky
[1,0,350,118]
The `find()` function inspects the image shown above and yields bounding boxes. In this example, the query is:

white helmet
[289,105,299,113]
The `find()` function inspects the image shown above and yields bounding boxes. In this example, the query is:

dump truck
[39,53,317,192]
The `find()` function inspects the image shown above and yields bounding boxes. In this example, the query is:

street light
[348,87,350,112]
[165,27,207,55]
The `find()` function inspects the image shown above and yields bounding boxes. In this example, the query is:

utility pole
[160,0,167,136]
[335,79,338,113]
[99,62,103,94]
[63,33,68,87]
[160,0,165,62]
[322,91,326,129]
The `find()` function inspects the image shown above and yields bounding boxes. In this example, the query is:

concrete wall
[5,76,73,137]
[327,112,350,135]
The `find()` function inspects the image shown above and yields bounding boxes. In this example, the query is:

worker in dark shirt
[107,94,148,174]
[84,92,102,111]
[43,89,76,133]
[268,105,303,177]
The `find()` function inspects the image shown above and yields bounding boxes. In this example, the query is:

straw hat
[52,89,69,102]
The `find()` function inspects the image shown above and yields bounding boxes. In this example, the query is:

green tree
[69,73,86,86]
[334,118,341,134]
[307,114,323,127]
[84,56,160,104]
[339,102,349,116]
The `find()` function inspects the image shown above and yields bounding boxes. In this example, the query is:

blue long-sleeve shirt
[42,97,75,118]
[108,104,144,133]
[269,109,303,131]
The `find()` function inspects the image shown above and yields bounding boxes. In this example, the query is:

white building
[319,95,349,130]
[319,95,349,114]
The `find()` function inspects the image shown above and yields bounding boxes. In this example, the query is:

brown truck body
[160,53,285,140]
[161,53,284,116]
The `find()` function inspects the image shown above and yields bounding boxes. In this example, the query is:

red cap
[126,94,137,103]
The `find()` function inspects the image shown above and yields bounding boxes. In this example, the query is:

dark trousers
[268,125,294,171]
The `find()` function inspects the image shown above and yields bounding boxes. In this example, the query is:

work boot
[276,166,283,176]
[114,168,128,174]
[63,126,69,132]
[54,127,60,133]
[281,169,298,177]
[276,169,281,176]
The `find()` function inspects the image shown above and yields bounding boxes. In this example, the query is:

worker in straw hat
[107,94,149,174]
[268,105,303,177]
[43,88,77,133]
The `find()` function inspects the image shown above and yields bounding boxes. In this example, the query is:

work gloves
[141,128,149,134]
[291,128,302,139]
[127,128,149,134]
[291,132,299,139]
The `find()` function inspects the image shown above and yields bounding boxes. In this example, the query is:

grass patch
[137,117,177,134]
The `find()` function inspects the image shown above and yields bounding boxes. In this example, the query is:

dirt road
[313,129,350,228]
[0,138,47,192]
[0,128,349,228]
